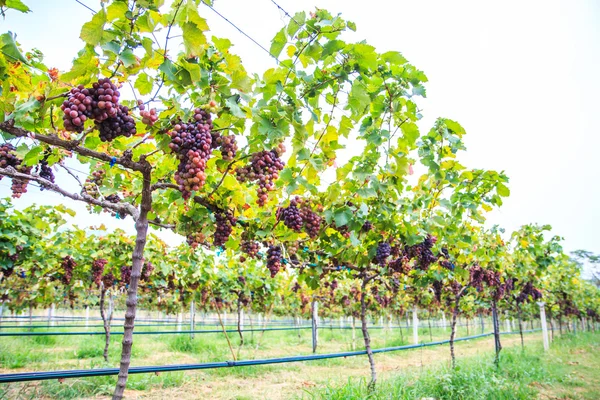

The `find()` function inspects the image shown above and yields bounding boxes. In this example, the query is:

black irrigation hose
[0,332,495,383]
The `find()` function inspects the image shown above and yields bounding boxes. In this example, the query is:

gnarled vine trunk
[449,296,460,369]
[99,286,114,362]
[360,277,376,389]
[112,168,152,400]
[237,295,244,346]
[492,300,502,366]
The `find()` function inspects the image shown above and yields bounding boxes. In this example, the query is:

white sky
[1,0,599,266]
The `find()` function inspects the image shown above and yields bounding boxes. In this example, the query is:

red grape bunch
[213,210,236,247]
[241,240,260,258]
[10,165,32,198]
[61,78,121,133]
[91,258,107,287]
[102,272,115,289]
[141,261,154,282]
[266,245,283,277]
[187,232,207,249]
[300,205,322,238]
[61,256,77,285]
[137,100,158,126]
[36,159,55,188]
[216,135,238,161]
[0,143,20,173]
[120,265,132,286]
[235,144,285,206]
[166,109,214,200]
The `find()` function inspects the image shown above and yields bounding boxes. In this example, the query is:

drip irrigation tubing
[0,332,496,383]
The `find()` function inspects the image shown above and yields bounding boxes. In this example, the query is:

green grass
[302,332,600,400]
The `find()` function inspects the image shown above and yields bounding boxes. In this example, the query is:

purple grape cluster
[279,198,303,232]
[0,143,20,173]
[266,245,283,277]
[141,261,154,281]
[214,210,236,247]
[374,242,391,266]
[10,165,32,198]
[300,206,322,238]
[361,221,373,232]
[241,240,260,258]
[91,258,107,287]
[61,79,121,133]
[216,135,238,161]
[120,265,132,286]
[236,144,285,206]
[61,256,76,285]
[97,105,136,142]
[166,109,214,200]
[102,272,115,289]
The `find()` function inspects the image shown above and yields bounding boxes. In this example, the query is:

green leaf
[0,32,27,64]
[182,21,206,57]
[333,208,352,227]
[347,80,370,116]
[270,28,286,58]
[496,182,510,197]
[1,0,30,13]
[225,95,245,118]
[134,72,153,95]
[118,48,137,67]
[80,8,107,46]
[106,1,128,21]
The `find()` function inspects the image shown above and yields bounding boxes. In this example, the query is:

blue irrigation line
[0,332,494,383]
[0,323,489,336]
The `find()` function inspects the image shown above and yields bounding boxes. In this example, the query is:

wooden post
[311,300,318,353]
[538,302,549,351]
[412,305,419,345]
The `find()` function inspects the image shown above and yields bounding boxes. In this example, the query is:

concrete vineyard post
[413,306,419,345]
[190,300,195,339]
[177,311,183,332]
[442,312,447,331]
[85,306,89,328]
[311,300,319,354]
[537,302,549,351]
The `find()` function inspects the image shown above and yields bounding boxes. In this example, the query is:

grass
[0,316,597,399]
[303,332,600,400]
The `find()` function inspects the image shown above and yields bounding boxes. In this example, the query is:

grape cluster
[187,232,207,249]
[405,235,438,270]
[0,143,20,174]
[166,109,214,200]
[241,240,260,258]
[469,265,486,291]
[300,206,322,238]
[291,282,301,293]
[334,224,350,238]
[10,165,32,198]
[279,198,303,232]
[216,135,237,161]
[61,79,121,133]
[374,242,391,266]
[7,245,23,263]
[214,211,236,247]
[36,159,55,188]
[266,245,283,277]
[361,220,373,232]
[141,261,154,282]
[433,280,443,303]
[61,256,76,285]
[102,272,115,289]
[97,105,136,142]
[138,100,158,126]
[91,258,107,287]
[236,144,285,206]
[120,265,132,286]
[83,170,105,198]
[517,281,542,303]
[389,256,412,274]
[105,194,120,204]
